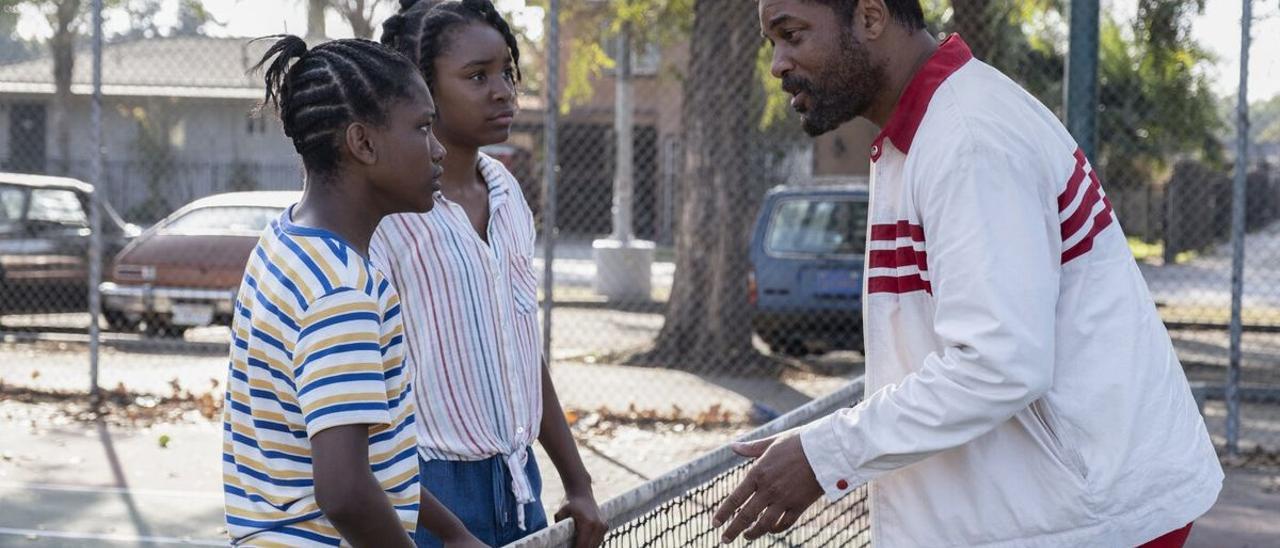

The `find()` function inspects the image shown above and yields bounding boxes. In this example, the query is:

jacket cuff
[800,415,864,502]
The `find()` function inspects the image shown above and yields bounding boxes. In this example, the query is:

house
[0,36,301,221]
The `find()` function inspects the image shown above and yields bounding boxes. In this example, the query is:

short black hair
[380,0,522,90]
[808,0,927,31]
[252,35,422,175]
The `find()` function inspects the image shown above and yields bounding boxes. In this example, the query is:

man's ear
[343,122,378,166]
[857,0,890,41]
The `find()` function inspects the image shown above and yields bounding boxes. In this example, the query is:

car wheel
[144,318,188,338]
[104,310,140,332]
[766,336,809,357]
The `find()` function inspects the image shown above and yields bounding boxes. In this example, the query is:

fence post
[88,0,105,403]
[1226,0,1253,458]
[541,0,560,363]
[1066,0,1100,161]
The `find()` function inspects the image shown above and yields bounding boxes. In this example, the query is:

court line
[0,527,225,546]
[0,480,222,501]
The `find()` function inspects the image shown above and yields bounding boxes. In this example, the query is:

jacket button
[836,479,849,490]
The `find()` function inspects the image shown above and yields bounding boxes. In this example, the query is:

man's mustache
[781,75,813,97]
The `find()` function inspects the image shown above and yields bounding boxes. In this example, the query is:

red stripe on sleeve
[1061,197,1115,264]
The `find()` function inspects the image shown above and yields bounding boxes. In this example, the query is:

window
[766,198,869,257]
[602,31,662,76]
[163,206,282,234]
[28,188,88,227]
[0,185,27,234]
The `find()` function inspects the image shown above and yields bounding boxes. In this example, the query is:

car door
[19,187,92,304]
[0,183,33,299]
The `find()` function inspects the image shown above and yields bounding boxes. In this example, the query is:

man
[714,1,1223,546]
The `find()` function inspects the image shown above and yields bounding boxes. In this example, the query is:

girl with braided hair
[371,1,606,547]
[222,34,486,547]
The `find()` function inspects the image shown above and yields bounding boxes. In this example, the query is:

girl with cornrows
[222,35,486,547]
[369,1,606,547]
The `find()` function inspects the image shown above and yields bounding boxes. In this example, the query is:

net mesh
[600,463,870,548]
[509,380,869,548]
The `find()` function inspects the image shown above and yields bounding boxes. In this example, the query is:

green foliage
[941,0,1221,189]
[1097,1,1222,188]
[562,36,612,113]
[1222,92,1280,147]
[756,39,789,131]
[527,0,691,113]
[120,101,177,223]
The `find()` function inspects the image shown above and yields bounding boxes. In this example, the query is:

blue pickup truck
[748,184,868,356]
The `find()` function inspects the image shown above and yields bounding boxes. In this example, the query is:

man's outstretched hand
[712,432,825,543]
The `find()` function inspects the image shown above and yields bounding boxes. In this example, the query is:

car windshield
[765,197,869,257]
[162,206,281,234]
[28,188,87,227]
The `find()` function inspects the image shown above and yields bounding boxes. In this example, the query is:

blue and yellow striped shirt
[222,208,418,546]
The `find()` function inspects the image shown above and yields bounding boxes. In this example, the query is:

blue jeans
[413,449,548,547]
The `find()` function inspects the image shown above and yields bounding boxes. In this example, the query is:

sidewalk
[0,358,852,546]
[1,396,1275,547]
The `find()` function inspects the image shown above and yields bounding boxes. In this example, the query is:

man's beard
[784,28,886,137]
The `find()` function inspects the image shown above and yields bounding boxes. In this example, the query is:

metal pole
[88,0,104,403]
[541,0,560,363]
[1066,0,1099,161]
[1226,0,1253,458]
[612,22,635,242]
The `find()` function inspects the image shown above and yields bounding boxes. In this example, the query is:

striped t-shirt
[222,208,419,546]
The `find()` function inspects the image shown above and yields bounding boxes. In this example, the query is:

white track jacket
[800,35,1223,547]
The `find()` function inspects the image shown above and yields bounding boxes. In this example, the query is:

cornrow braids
[251,34,422,175]
[380,0,522,90]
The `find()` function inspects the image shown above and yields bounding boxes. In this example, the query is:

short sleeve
[294,287,392,438]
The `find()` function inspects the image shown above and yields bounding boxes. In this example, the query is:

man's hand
[712,432,824,543]
[554,490,607,548]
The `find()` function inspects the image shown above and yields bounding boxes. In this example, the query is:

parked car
[748,184,869,356]
[100,191,299,336]
[0,172,138,319]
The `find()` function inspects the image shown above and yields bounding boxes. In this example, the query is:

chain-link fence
[0,0,1277,499]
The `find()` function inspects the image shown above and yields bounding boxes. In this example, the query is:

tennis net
[508,378,870,547]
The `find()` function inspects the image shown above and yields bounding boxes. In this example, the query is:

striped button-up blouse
[369,153,543,524]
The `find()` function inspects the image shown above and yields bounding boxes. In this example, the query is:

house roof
[0,36,270,100]
[0,34,552,111]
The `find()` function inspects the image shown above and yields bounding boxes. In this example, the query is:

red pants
[1138,523,1193,548]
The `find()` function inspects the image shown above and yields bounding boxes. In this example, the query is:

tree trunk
[334,0,376,40]
[640,0,770,373]
[951,0,992,60]
[50,0,80,175]
[306,0,327,41]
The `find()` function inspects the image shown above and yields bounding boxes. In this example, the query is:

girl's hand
[555,491,607,548]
